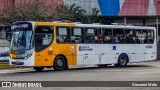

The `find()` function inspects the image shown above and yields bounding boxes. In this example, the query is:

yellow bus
[9,21,157,71]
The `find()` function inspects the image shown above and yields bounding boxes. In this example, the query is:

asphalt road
[0,60,160,90]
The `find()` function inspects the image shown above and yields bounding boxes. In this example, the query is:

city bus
[9,21,157,71]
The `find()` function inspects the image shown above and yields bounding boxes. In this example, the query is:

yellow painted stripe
[35,22,76,27]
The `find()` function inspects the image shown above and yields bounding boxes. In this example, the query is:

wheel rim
[57,59,64,67]
[120,57,126,65]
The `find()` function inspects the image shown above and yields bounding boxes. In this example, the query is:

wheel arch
[54,54,68,69]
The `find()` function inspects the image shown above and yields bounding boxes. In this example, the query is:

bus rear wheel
[115,54,128,67]
[54,55,66,71]
[33,67,44,72]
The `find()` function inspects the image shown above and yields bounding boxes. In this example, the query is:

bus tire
[33,67,44,72]
[116,54,128,67]
[54,55,66,71]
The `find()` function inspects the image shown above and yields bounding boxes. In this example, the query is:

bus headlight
[24,54,32,60]
[24,57,28,60]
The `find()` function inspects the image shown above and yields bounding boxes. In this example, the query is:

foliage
[2,0,56,23]
[82,8,100,24]
[50,5,75,21]
[65,4,100,24]
[1,1,100,24]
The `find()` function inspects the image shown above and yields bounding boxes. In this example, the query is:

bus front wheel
[33,67,44,72]
[115,54,128,67]
[54,55,66,71]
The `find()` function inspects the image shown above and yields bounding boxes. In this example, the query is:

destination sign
[11,23,32,30]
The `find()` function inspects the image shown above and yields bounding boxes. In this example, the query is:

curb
[0,68,32,74]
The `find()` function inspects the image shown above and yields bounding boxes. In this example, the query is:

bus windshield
[11,30,33,50]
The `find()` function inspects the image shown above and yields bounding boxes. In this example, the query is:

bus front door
[34,26,54,66]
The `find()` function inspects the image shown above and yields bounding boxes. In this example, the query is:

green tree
[65,4,100,23]
[1,2,100,24]
[81,8,100,24]
[65,4,85,22]
[50,5,75,21]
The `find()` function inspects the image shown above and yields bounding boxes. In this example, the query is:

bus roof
[13,21,156,30]
[76,24,156,30]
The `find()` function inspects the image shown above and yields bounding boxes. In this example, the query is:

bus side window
[57,27,70,43]
[35,26,53,52]
[113,29,124,43]
[6,30,12,42]
[148,30,154,43]
[102,29,112,43]
[71,28,84,43]
[136,30,147,44]
[97,29,103,43]
[35,29,53,46]
[35,34,42,45]
[125,30,136,43]
[85,28,98,43]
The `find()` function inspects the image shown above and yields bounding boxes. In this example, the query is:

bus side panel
[76,44,96,65]
[145,44,156,61]
[34,55,42,67]
[135,44,146,62]
[116,44,136,63]
[95,44,117,64]
[145,29,157,61]
[53,44,77,66]
[34,44,77,67]
[34,47,54,67]
[34,42,56,67]
[153,29,157,60]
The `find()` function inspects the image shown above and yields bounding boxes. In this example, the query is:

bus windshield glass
[11,30,33,50]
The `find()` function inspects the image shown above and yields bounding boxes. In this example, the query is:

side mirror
[6,30,12,42]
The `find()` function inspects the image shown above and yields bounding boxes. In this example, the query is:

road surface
[0,60,160,90]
